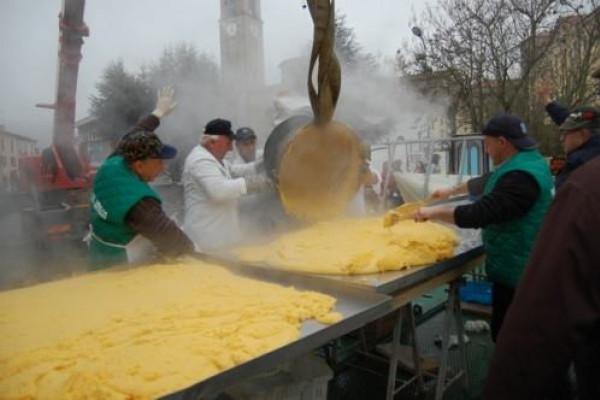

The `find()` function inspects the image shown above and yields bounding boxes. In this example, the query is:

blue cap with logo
[482,113,538,150]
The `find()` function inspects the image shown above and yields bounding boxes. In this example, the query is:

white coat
[182,145,255,250]
[230,148,264,165]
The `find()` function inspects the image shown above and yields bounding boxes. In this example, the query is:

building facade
[0,126,37,193]
[75,116,112,167]
[529,8,600,107]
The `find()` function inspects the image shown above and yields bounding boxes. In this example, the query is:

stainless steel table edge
[194,252,393,298]
[373,245,485,295]
[217,244,484,296]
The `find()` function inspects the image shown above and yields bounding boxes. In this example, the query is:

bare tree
[537,2,600,107]
[526,0,599,155]
[399,0,599,146]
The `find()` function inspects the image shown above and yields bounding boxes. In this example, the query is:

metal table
[315,228,484,400]
[183,226,483,400]
[243,227,483,400]
[161,256,392,400]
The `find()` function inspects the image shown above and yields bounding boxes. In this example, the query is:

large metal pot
[263,115,312,181]
[262,116,365,221]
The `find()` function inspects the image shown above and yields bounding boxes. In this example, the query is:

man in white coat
[182,118,271,250]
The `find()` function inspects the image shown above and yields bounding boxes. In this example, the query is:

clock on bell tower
[219,0,265,89]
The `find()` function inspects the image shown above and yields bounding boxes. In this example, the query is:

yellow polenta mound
[235,218,459,275]
[0,260,341,399]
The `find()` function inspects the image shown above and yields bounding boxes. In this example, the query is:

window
[11,157,16,168]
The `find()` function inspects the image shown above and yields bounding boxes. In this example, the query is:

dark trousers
[491,282,515,343]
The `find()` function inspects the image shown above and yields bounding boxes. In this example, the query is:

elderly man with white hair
[182,118,271,250]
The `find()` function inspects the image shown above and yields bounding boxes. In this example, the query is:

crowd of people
[87,66,600,398]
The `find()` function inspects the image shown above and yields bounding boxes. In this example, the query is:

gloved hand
[152,86,177,119]
[245,175,274,194]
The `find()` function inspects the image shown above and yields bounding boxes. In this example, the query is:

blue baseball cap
[482,113,538,150]
[156,143,178,159]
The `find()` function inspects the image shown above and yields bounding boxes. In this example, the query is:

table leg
[386,307,404,400]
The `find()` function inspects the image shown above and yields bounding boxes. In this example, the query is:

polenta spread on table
[0,259,341,399]
[235,218,459,275]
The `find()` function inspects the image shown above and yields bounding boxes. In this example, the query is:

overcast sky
[0,0,429,145]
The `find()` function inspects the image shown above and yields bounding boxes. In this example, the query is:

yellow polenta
[0,260,341,399]
[235,218,459,275]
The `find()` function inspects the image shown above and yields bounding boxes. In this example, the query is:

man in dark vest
[88,88,194,270]
[413,113,553,342]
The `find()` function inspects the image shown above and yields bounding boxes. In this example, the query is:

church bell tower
[219,0,265,89]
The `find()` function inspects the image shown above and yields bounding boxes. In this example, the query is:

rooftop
[0,126,37,143]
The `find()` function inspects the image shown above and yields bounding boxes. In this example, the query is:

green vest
[88,155,161,270]
[482,150,553,288]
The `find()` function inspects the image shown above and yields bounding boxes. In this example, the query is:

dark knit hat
[482,113,538,150]
[559,106,600,132]
[204,118,235,136]
[115,130,177,163]
[235,127,256,141]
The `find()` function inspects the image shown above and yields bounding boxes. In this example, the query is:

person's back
[482,154,600,400]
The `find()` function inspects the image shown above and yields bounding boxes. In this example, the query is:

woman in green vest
[413,113,553,342]
[88,87,194,270]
